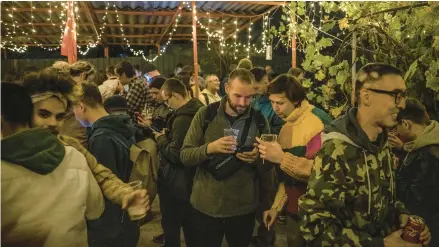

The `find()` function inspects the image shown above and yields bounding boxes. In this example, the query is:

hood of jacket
[174,98,204,117]
[323,107,387,153]
[1,128,65,175]
[91,114,138,139]
[404,120,439,152]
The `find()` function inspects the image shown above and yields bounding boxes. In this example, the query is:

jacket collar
[285,100,311,124]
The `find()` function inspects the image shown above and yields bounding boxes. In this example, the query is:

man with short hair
[251,67,284,135]
[199,74,222,105]
[145,76,172,131]
[257,74,332,247]
[99,65,123,100]
[115,61,148,119]
[238,58,253,70]
[394,98,439,247]
[73,83,140,247]
[299,63,431,247]
[181,68,275,247]
[287,67,304,81]
[1,82,104,247]
[155,78,204,247]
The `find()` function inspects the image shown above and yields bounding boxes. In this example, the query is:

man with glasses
[299,63,431,247]
[199,74,222,105]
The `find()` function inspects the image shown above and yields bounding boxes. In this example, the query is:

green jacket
[299,108,408,247]
[181,97,275,217]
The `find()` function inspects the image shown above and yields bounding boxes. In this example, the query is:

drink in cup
[224,128,239,151]
[260,134,278,164]
[402,215,425,243]
[126,180,147,221]
[142,106,154,120]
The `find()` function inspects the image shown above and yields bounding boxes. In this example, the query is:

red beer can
[402,216,425,243]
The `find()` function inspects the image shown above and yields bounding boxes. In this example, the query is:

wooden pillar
[156,44,161,56]
[291,6,297,68]
[192,1,200,99]
[351,31,357,106]
[104,46,109,58]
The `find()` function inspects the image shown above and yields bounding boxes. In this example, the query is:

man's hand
[153,128,166,139]
[400,214,410,228]
[137,115,152,127]
[388,132,404,150]
[263,209,279,231]
[384,230,422,247]
[236,146,259,163]
[420,224,431,246]
[207,136,238,155]
[122,189,151,220]
[256,137,284,164]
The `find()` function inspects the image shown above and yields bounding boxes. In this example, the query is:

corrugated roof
[1,1,282,47]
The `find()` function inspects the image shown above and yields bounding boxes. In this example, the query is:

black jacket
[156,99,204,201]
[87,114,138,243]
[396,121,439,247]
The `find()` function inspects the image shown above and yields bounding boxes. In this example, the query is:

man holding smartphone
[153,78,204,247]
[181,68,276,247]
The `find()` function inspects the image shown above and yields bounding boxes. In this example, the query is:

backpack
[201,101,266,180]
[91,133,159,200]
[202,93,210,105]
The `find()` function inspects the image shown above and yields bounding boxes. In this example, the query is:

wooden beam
[158,2,184,44]
[192,1,200,99]
[225,5,279,40]
[9,8,87,12]
[234,1,286,6]
[3,22,223,29]
[80,1,102,44]
[10,7,274,18]
[10,33,208,39]
[3,38,210,47]
[93,9,258,18]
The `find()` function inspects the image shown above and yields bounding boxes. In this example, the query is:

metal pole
[192,1,200,99]
[291,5,296,68]
[351,31,357,106]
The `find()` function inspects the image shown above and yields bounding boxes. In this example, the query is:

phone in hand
[147,126,160,132]
[237,145,254,153]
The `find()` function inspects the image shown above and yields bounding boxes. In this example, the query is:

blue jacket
[252,95,285,134]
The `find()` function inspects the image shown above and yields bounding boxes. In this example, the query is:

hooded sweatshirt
[1,128,104,247]
[299,108,408,247]
[156,99,204,201]
[396,120,439,247]
[87,114,139,242]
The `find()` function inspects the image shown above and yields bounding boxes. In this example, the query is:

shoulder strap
[203,101,221,133]
[202,93,210,105]
[239,109,254,146]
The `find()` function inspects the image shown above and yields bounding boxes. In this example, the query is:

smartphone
[147,126,160,132]
[237,145,254,153]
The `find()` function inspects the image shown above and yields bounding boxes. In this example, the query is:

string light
[234,17,238,59]
[247,20,252,58]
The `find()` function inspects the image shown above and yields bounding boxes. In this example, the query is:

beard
[227,96,249,116]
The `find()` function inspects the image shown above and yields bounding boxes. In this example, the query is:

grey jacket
[181,97,275,217]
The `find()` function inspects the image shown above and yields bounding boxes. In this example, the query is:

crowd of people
[1,58,438,247]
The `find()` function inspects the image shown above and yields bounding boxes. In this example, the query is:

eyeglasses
[364,88,408,104]
[163,94,173,105]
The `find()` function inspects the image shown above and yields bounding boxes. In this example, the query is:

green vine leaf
[404,60,418,81]
[315,70,326,81]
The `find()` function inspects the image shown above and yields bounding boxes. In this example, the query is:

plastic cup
[126,181,146,221]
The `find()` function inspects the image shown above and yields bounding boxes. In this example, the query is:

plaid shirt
[126,76,148,117]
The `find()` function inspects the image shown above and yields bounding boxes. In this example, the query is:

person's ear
[360,88,371,106]
[401,119,411,130]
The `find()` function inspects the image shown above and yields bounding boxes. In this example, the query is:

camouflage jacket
[299,108,409,247]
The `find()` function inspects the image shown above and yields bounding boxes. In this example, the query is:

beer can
[402,216,425,243]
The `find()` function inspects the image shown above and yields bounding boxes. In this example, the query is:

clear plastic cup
[224,128,239,151]
[126,180,146,221]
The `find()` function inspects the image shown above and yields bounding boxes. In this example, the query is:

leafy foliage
[269,1,439,117]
